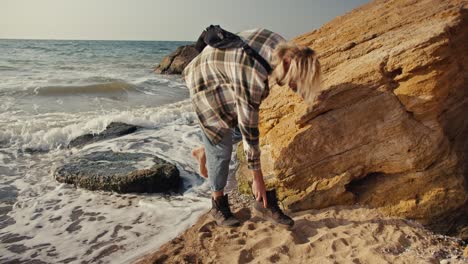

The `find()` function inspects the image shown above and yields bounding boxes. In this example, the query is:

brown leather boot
[252,189,294,227]
[210,194,240,227]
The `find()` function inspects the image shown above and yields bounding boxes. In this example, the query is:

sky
[0,0,369,41]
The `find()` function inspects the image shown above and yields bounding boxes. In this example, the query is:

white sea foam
[0,39,217,263]
[0,99,194,151]
[0,99,216,263]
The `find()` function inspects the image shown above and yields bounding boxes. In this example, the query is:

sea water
[0,39,215,263]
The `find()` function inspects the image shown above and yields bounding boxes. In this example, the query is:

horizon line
[0,37,194,42]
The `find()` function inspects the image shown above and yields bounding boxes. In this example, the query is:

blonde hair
[270,42,321,104]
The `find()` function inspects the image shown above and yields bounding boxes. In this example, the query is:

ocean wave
[136,76,185,88]
[24,45,57,52]
[84,76,124,83]
[55,65,78,70]
[128,76,186,95]
[34,81,140,96]
[6,58,35,64]
[0,99,196,152]
[0,39,209,264]
[122,63,152,69]
[0,65,18,71]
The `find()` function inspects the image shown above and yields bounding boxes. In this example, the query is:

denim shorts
[200,127,242,192]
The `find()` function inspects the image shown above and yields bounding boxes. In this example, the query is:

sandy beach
[135,190,466,264]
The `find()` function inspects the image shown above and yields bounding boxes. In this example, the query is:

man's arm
[236,99,268,208]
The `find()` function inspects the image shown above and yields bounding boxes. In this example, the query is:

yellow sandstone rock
[237,0,468,238]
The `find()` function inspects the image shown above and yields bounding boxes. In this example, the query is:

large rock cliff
[237,0,468,238]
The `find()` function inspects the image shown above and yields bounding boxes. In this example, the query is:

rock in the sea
[54,151,180,193]
[237,0,467,238]
[69,122,140,148]
[154,44,199,74]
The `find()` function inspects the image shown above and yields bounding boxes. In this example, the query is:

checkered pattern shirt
[183,28,286,170]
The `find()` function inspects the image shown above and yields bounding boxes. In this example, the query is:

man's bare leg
[191,146,208,178]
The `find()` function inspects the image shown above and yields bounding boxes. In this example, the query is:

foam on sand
[0,99,214,263]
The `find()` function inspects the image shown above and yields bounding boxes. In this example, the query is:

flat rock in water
[69,122,140,148]
[54,151,180,193]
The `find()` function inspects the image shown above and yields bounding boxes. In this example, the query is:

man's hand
[252,170,268,208]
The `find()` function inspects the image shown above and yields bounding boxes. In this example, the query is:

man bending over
[183,28,321,227]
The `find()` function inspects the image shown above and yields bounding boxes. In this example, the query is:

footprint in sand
[237,248,254,263]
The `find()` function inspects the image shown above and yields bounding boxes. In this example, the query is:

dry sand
[135,191,466,264]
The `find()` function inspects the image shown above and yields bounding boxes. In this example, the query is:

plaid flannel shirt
[183,28,286,170]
